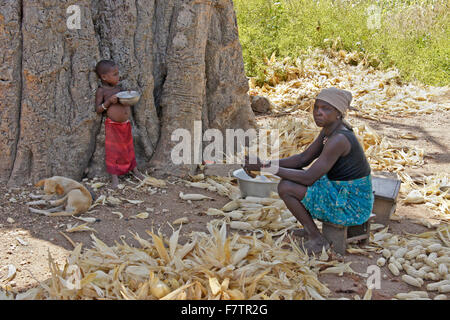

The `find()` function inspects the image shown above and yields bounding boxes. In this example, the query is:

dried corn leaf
[112,211,124,219]
[320,262,356,276]
[173,217,190,225]
[16,237,28,246]
[91,182,106,190]
[5,264,16,282]
[135,176,167,189]
[124,199,144,205]
[73,216,98,223]
[16,221,334,300]
[131,212,149,220]
[66,223,97,233]
[107,196,122,206]
[209,277,222,295]
[190,174,205,182]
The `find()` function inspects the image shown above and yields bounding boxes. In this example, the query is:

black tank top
[326,129,371,181]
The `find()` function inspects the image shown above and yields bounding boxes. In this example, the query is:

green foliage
[234,0,449,86]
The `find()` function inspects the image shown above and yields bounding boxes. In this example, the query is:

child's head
[95,60,119,86]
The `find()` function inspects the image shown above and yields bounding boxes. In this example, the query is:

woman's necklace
[323,123,342,145]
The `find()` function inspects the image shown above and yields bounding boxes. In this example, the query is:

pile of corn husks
[256,113,425,172]
[249,48,450,119]
[1,172,448,300]
[2,222,337,300]
[370,225,450,300]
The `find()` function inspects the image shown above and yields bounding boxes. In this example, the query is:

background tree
[0,0,255,186]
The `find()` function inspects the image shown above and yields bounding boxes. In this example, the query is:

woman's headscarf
[316,87,352,118]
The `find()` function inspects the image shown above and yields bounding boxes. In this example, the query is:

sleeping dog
[27,176,94,217]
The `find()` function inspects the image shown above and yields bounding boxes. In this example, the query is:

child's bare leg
[111,174,119,188]
[132,167,145,180]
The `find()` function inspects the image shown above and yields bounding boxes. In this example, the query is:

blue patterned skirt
[301,174,374,226]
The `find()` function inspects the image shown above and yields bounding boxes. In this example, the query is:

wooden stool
[372,174,401,226]
[320,214,375,255]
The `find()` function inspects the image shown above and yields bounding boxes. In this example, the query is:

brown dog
[27,176,93,217]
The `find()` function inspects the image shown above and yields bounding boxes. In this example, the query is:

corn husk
[134,176,167,189]
[124,199,144,205]
[4,265,17,282]
[173,217,190,225]
[320,262,356,277]
[229,221,254,231]
[189,174,205,182]
[91,182,106,190]
[73,216,98,223]
[90,195,106,209]
[15,222,332,300]
[107,196,122,206]
[112,211,124,219]
[131,212,149,220]
[66,223,97,233]
[16,237,28,246]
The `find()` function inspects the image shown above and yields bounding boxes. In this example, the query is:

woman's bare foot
[132,168,145,180]
[111,175,119,188]
[291,228,309,240]
[303,236,330,255]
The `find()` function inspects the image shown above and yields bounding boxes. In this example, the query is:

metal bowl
[233,168,280,198]
[116,91,141,106]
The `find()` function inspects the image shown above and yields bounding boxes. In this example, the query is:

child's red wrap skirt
[105,118,137,175]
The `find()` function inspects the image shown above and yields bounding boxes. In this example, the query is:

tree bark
[0,0,255,186]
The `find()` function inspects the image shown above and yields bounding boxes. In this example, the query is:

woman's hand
[243,155,263,178]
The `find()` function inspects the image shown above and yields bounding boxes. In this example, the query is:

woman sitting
[244,87,374,254]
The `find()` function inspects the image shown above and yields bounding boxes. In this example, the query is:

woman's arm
[277,130,325,169]
[243,131,326,177]
[273,133,350,186]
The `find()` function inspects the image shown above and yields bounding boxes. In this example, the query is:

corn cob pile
[183,175,300,235]
[399,172,450,218]
[370,225,450,299]
[209,194,298,236]
[249,48,450,119]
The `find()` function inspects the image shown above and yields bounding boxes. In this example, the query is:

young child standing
[95,60,144,188]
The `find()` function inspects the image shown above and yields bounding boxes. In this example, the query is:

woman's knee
[278,179,307,200]
[277,179,290,197]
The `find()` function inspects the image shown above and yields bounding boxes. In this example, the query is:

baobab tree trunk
[0,0,255,186]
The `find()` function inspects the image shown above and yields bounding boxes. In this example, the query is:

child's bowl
[117,91,140,106]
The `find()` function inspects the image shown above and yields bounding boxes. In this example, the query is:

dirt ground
[0,106,448,300]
